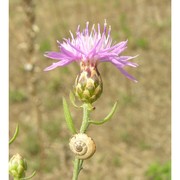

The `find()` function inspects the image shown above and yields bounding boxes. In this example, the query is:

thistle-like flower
[44,20,138,102]
[44,20,138,80]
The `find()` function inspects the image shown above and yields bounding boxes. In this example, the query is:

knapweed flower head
[44,20,138,82]
[9,154,27,178]
[74,64,103,103]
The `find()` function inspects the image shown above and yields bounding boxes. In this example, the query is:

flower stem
[80,103,90,133]
[72,103,90,180]
[72,158,80,180]
[14,178,20,180]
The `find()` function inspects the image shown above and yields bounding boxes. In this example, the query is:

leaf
[9,124,19,145]
[69,91,79,108]
[62,97,76,134]
[21,171,36,180]
[89,101,118,125]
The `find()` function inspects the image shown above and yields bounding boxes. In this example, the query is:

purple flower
[44,20,138,82]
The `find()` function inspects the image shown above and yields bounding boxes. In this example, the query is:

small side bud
[9,154,27,179]
[74,62,103,103]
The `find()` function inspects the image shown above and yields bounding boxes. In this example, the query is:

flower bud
[74,62,103,103]
[9,154,27,178]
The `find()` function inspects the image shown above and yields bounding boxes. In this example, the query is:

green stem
[72,103,90,180]
[72,158,80,180]
[80,103,90,133]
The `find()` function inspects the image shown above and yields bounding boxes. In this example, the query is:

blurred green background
[9,0,171,179]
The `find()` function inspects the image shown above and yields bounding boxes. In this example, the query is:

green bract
[74,63,103,103]
[9,154,27,178]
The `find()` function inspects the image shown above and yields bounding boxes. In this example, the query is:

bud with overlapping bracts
[74,61,103,104]
[9,154,27,179]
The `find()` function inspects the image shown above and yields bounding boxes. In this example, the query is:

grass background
[9,0,171,179]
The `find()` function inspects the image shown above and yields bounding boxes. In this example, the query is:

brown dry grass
[9,0,171,179]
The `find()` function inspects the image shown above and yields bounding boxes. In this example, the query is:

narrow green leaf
[21,171,36,180]
[9,124,19,145]
[63,97,76,134]
[89,101,118,125]
[69,91,79,108]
